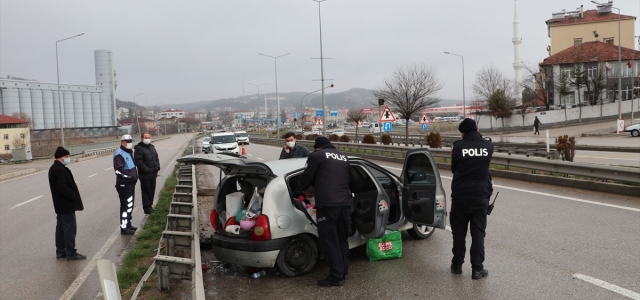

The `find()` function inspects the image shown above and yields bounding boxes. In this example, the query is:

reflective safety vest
[113,148,136,170]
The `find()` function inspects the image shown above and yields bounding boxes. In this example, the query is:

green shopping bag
[366,230,402,262]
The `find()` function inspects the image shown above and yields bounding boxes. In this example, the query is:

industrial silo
[95,50,116,127]
[73,89,84,127]
[2,85,20,116]
[82,89,92,127]
[52,89,61,128]
[63,89,74,127]
[42,88,55,129]
[18,87,32,122]
[31,89,44,130]
[91,90,101,126]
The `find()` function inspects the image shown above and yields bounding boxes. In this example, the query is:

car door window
[365,163,401,224]
[405,153,436,184]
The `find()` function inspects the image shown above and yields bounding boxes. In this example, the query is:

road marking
[247,154,253,156]
[59,228,122,300]
[0,170,47,183]
[573,274,640,299]
[88,173,98,178]
[379,165,640,212]
[578,156,639,161]
[256,157,264,161]
[105,167,113,171]
[10,195,44,209]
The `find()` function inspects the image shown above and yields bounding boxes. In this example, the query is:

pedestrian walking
[48,146,86,261]
[533,116,542,135]
[114,135,138,235]
[134,132,160,214]
[299,136,352,287]
[279,132,310,159]
[450,118,494,279]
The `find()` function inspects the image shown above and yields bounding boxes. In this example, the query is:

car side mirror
[411,172,426,182]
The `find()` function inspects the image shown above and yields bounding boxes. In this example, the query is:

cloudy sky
[1,0,638,107]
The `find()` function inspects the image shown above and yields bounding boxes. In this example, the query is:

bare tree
[570,60,588,123]
[554,71,572,125]
[346,109,366,142]
[522,61,551,110]
[218,111,234,127]
[472,64,514,100]
[373,63,443,146]
[584,64,607,119]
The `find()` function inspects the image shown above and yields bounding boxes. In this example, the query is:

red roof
[540,41,640,66]
[0,115,30,124]
[546,9,635,27]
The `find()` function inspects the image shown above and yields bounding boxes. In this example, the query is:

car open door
[349,162,390,238]
[400,149,446,229]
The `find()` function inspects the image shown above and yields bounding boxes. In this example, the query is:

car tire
[407,223,435,239]
[632,130,639,137]
[275,234,318,277]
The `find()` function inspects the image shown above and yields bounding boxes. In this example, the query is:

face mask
[62,157,71,165]
[143,139,151,145]
[286,141,295,148]
[126,143,133,150]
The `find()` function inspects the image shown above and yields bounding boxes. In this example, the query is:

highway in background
[0,134,194,300]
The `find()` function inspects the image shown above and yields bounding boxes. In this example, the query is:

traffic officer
[299,136,352,287]
[114,134,139,235]
[450,118,494,279]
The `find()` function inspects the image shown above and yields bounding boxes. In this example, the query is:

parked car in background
[201,137,211,153]
[177,148,446,277]
[330,129,345,136]
[624,123,640,137]
[234,130,250,145]
[211,132,239,155]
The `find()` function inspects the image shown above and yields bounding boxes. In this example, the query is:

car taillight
[224,216,238,231]
[210,209,218,233]
[250,215,271,241]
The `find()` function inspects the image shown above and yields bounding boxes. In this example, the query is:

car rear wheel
[407,223,435,239]
[275,234,318,277]
[632,130,639,137]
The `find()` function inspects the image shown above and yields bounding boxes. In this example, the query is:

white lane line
[577,156,638,161]
[59,228,122,300]
[87,173,98,178]
[105,167,113,171]
[379,165,640,212]
[256,157,264,161]
[10,195,44,209]
[247,154,254,156]
[445,225,452,232]
[573,274,640,300]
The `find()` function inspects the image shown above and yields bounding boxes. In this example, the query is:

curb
[0,167,40,181]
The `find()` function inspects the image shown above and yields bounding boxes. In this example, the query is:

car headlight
[214,146,222,150]
[229,145,237,150]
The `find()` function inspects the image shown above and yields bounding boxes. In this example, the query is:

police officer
[114,135,139,235]
[450,118,494,279]
[299,136,352,287]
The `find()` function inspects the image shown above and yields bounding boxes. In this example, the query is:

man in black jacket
[450,118,494,279]
[279,132,310,159]
[48,147,86,261]
[299,136,352,287]
[114,135,139,235]
[134,132,160,214]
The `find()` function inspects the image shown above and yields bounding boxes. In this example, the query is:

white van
[368,123,381,133]
[211,132,239,155]
[234,130,249,145]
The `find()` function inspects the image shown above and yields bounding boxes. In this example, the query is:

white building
[156,108,185,119]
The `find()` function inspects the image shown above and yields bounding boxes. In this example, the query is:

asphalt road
[202,142,640,300]
[0,133,195,300]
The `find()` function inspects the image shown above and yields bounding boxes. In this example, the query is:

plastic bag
[366,230,402,262]
[225,192,244,222]
[245,187,263,219]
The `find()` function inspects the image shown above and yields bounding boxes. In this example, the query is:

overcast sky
[1,0,639,107]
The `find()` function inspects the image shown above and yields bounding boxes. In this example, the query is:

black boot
[472,268,488,279]
[451,263,462,274]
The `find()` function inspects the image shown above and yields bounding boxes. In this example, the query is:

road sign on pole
[379,105,397,123]
[422,123,429,131]
[419,113,429,124]
[316,117,323,125]
[383,122,393,132]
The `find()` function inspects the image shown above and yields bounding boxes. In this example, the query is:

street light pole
[313,0,328,136]
[133,92,144,135]
[259,53,290,139]
[445,51,466,118]
[56,32,85,147]
[248,82,267,127]
[300,84,334,132]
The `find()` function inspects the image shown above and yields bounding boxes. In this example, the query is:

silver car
[178,149,447,277]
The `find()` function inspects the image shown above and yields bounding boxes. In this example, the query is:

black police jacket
[299,146,353,208]
[451,131,494,202]
[134,142,160,179]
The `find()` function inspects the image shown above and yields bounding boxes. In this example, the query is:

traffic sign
[617,119,625,133]
[239,114,243,120]
[292,111,296,118]
[316,117,323,125]
[419,113,429,124]
[383,122,393,132]
[422,123,429,131]
[379,105,397,122]
[316,110,323,117]
[330,111,338,117]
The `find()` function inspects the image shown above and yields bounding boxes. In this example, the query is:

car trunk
[214,174,270,239]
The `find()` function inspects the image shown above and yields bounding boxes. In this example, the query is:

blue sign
[239,114,243,120]
[316,110,324,117]
[422,123,429,131]
[383,122,393,132]
[330,111,338,117]
[292,111,296,118]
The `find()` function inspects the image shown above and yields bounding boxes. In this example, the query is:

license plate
[222,150,231,153]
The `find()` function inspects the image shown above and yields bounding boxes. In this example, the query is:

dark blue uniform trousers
[316,206,351,281]
[450,199,488,270]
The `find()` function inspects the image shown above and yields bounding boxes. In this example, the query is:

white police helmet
[121,134,133,142]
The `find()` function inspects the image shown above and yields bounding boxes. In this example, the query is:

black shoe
[56,253,67,259]
[451,263,462,274]
[121,228,136,235]
[472,268,488,279]
[67,253,87,261]
[318,278,344,287]
[144,208,154,214]
[127,225,138,231]
[343,274,349,280]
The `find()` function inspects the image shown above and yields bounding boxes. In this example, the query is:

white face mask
[62,157,71,165]
[286,141,296,148]
[143,139,151,145]
[126,143,133,149]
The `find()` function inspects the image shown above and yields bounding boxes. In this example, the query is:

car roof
[262,158,307,175]
[212,132,235,136]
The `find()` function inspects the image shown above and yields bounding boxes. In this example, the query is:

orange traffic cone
[241,144,246,155]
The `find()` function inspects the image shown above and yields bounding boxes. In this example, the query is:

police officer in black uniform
[299,136,352,287]
[450,118,494,279]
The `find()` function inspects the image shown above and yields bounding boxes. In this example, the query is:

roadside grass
[117,163,180,298]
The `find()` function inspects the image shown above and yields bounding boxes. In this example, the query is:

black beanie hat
[458,118,478,134]
[313,136,332,149]
[54,146,70,159]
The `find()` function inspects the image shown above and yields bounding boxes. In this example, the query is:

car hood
[177,154,274,177]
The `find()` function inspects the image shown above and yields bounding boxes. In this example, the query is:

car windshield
[213,135,236,144]
[203,137,210,142]
[235,132,248,137]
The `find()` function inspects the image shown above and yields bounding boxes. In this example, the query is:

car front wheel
[632,130,639,137]
[275,234,318,277]
[407,223,435,239]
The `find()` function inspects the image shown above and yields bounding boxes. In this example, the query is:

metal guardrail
[81,136,173,158]
[250,137,640,185]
